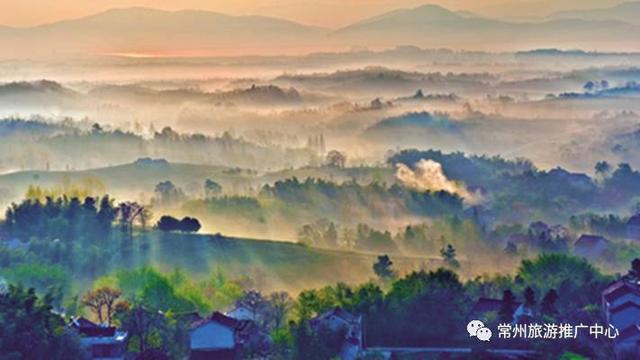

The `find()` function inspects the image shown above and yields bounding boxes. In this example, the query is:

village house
[189,311,270,360]
[468,297,505,322]
[626,214,640,241]
[602,280,640,359]
[505,223,570,254]
[574,234,609,260]
[512,303,535,324]
[527,221,570,243]
[528,221,550,241]
[311,307,363,360]
[549,224,569,240]
[225,304,257,322]
[69,317,127,360]
[467,297,522,324]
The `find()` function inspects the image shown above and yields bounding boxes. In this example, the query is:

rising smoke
[395,159,481,204]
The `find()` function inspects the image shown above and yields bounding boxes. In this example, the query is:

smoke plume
[395,159,480,203]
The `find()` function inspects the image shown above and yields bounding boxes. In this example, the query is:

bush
[156,215,201,233]
[157,216,180,232]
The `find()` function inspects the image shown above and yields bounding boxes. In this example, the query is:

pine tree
[440,244,460,268]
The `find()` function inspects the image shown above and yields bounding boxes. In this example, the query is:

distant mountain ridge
[333,4,639,51]
[0,4,638,58]
[550,1,640,25]
[0,7,327,58]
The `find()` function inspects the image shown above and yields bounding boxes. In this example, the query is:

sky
[0,0,625,28]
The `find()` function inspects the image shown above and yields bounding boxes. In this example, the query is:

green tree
[595,161,611,178]
[323,222,338,248]
[292,321,345,360]
[373,255,395,280]
[1,263,70,307]
[382,269,465,346]
[0,285,86,359]
[116,302,175,359]
[440,244,460,268]
[351,282,384,314]
[204,179,223,198]
[154,181,184,205]
[156,216,180,232]
[517,254,609,317]
[178,217,201,233]
[295,289,337,320]
[97,195,117,239]
[627,258,640,281]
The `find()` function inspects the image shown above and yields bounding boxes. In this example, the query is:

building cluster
[603,279,640,359]
[69,305,363,360]
[50,215,640,359]
[501,216,640,262]
[68,317,128,359]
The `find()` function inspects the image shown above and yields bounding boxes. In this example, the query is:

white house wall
[190,322,235,350]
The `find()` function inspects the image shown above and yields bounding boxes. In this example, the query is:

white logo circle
[467,319,485,336]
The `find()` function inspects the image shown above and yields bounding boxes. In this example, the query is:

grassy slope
[119,231,438,294]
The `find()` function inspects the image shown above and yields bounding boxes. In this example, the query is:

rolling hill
[363,111,464,149]
[0,160,253,201]
[0,80,79,108]
[0,160,396,207]
[88,83,306,105]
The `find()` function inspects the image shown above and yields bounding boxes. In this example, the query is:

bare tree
[117,202,146,239]
[81,286,122,326]
[269,292,293,329]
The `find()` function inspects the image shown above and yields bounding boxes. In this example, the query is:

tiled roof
[603,280,640,303]
[191,311,254,333]
[71,316,99,329]
[312,307,360,325]
[192,311,242,330]
[529,221,549,231]
[470,298,503,314]
[469,297,522,316]
[610,300,640,314]
[628,214,640,226]
[618,324,640,342]
[69,317,117,337]
[575,234,607,249]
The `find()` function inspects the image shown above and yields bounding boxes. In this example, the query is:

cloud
[395,159,481,203]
